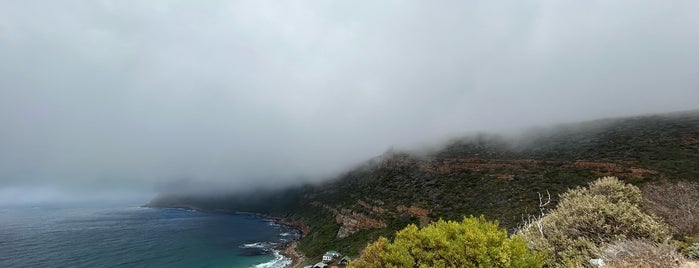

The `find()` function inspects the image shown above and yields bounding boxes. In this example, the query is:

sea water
[0,203,299,267]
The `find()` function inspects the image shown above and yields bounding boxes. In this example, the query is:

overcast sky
[1,0,698,203]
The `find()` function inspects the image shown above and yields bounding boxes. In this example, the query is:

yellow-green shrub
[518,177,671,267]
[351,215,543,268]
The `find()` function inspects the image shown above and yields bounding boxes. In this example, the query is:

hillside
[148,110,699,259]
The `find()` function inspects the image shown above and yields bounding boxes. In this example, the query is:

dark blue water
[0,203,298,267]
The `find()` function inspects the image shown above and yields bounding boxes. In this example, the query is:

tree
[351,215,543,268]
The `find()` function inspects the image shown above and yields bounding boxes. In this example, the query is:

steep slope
[148,110,699,258]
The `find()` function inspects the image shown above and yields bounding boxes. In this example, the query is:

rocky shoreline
[255,215,307,268]
[281,241,305,268]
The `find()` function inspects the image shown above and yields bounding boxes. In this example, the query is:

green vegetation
[518,177,671,267]
[348,176,698,267]
[350,216,544,268]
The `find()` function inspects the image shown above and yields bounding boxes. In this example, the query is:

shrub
[601,240,686,268]
[684,243,699,260]
[518,177,671,267]
[588,176,643,205]
[350,215,543,268]
[642,181,699,240]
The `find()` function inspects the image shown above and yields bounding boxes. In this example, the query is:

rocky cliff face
[335,209,387,238]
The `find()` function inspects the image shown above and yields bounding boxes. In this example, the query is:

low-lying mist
[1,1,698,203]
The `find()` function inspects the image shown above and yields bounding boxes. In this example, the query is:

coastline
[242,213,307,268]
[144,204,307,268]
[281,241,305,268]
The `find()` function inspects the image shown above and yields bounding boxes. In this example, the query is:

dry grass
[601,240,686,268]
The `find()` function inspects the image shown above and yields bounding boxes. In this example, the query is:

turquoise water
[0,203,298,267]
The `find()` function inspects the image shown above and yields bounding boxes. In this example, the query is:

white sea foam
[241,242,269,249]
[252,250,292,268]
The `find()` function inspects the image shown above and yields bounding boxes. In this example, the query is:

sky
[1,0,698,203]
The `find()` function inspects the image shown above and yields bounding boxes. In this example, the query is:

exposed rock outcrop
[335,209,387,238]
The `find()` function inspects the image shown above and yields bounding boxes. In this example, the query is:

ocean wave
[240,242,276,249]
[252,250,291,268]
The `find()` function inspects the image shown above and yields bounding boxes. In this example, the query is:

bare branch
[538,190,551,216]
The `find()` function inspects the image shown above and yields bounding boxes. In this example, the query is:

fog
[1,1,698,202]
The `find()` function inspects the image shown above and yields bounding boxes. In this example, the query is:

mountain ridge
[148,110,699,258]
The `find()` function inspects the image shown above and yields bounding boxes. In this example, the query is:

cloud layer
[1,1,698,199]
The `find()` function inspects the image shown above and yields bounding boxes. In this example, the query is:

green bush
[587,176,643,205]
[350,215,544,268]
[518,177,671,267]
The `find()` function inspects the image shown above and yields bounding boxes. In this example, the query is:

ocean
[0,202,299,267]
